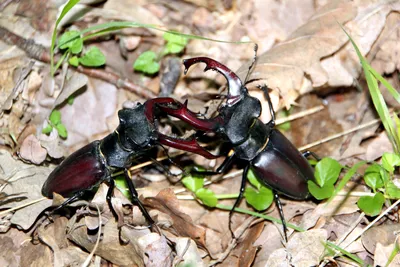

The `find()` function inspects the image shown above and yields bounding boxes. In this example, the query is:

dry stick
[0,197,48,216]
[0,26,156,99]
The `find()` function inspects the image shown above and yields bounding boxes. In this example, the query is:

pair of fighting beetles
[42,56,316,240]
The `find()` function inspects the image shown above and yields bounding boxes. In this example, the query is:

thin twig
[340,199,400,251]
[0,197,47,216]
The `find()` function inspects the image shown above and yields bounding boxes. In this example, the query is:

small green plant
[133,32,188,75]
[57,30,106,68]
[42,110,68,138]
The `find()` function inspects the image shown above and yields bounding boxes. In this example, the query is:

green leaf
[59,30,83,54]
[307,180,334,200]
[42,125,53,135]
[79,46,106,67]
[382,152,400,174]
[357,192,384,216]
[326,161,366,205]
[114,175,130,199]
[364,164,384,191]
[68,56,79,67]
[244,186,273,211]
[55,123,68,138]
[49,110,62,125]
[195,188,217,207]
[163,32,187,54]
[50,0,81,75]
[247,169,261,190]
[314,158,342,187]
[386,181,400,199]
[181,176,204,193]
[133,51,160,75]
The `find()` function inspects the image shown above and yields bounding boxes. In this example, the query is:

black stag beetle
[42,99,218,226]
[155,57,318,241]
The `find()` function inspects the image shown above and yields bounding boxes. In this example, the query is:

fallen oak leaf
[143,188,208,251]
[19,134,47,164]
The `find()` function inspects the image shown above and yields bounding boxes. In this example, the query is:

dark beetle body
[156,57,317,240]
[42,141,108,198]
[251,129,314,199]
[42,104,157,199]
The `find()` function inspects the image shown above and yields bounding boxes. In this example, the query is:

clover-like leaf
[364,164,384,191]
[49,110,62,125]
[163,32,187,54]
[195,188,217,207]
[314,157,342,187]
[68,56,79,67]
[382,152,400,174]
[59,30,82,53]
[182,175,204,193]
[42,125,53,135]
[133,51,160,75]
[308,180,334,200]
[55,123,68,139]
[244,186,273,211]
[247,169,261,190]
[79,46,106,67]
[386,180,400,199]
[357,192,384,216]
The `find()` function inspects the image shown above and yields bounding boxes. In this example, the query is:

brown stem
[0,26,156,99]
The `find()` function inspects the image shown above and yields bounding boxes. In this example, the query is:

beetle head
[117,103,157,150]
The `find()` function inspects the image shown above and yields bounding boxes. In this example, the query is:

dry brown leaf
[0,150,52,229]
[238,1,400,110]
[144,188,208,250]
[54,71,88,107]
[137,233,173,267]
[19,134,47,164]
[362,223,400,254]
[266,229,328,267]
[68,218,145,266]
[374,242,400,267]
[175,238,204,267]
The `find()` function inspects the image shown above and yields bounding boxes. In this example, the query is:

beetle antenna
[243,43,258,84]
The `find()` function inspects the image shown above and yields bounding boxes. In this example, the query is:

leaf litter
[0,0,400,266]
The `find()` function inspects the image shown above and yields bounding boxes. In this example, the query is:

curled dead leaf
[19,134,47,164]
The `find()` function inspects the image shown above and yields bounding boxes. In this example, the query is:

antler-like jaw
[183,57,246,104]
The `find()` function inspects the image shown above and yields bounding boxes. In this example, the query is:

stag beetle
[156,57,317,240]
[42,99,218,224]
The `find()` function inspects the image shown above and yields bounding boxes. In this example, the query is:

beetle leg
[50,190,86,213]
[259,85,276,127]
[158,133,219,159]
[106,178,118,220]
[302,150,321,161]
[229,164,250,239]
[192,152,235,176]
[123,169,154,226]
[273,191,288,242]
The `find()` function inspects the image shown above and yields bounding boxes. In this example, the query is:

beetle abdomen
[42,141,109,198]
[251,130,315,199]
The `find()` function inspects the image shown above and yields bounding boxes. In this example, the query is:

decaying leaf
[266,229,327,267]
[362,223,400,254]
[68,218,145,266]
[144,188,207,250]
[19,134,47,164]
[239,1,400,109]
